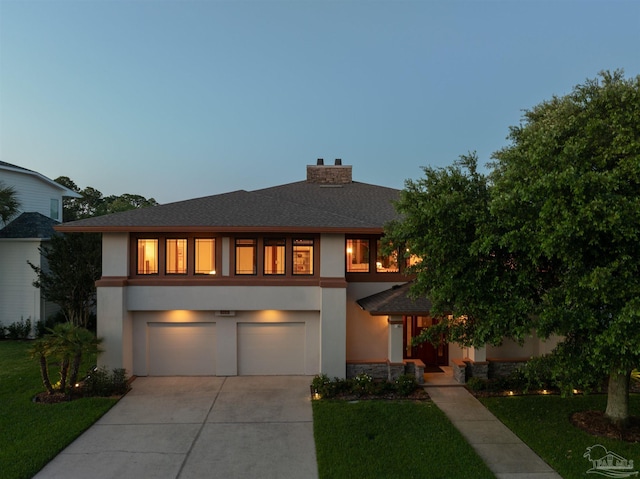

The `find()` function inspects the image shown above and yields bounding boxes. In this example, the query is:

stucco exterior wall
[102,233,129,277]
[345,282,404,361]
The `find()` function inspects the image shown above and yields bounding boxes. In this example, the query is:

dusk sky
[1,1,639,204]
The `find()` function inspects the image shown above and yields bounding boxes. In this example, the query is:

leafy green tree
[386,71,640,427]
[29,233,102,328]
[0,180,21,225]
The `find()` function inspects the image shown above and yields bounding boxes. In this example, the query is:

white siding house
[0,161,80,329]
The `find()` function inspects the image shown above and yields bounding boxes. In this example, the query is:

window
[264,238,285,275]
[166,239,187,274]
[195,238,216,275]
[235,239,257,275]
[293,239,313,275]
[137,239,158,274]
[376,239,399,273]
[346,239,369,272]
[50,199,60,220]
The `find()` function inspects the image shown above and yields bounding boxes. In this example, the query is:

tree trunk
[604,369,630,429]
[59,357,69,394]
[39,354,54,395]
[69,352,83,394]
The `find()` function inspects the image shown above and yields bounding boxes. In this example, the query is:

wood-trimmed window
[346,239,370,272]
[166,239,187,274]
[293,238,314,275]
[376,239,399,273]
[235,239,257,275]
[264,238,285,275]
[137,239,159,275]
[195,238,216,275]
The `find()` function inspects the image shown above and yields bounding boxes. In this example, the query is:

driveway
[34,376,319,479]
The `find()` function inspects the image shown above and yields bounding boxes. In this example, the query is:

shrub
[395,374,419,396]
[351,372,374,397]
[6,317,32,339]
[466,376,490,392]
[35,311,67,338]
[81,367,129,397]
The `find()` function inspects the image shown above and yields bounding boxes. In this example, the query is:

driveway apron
[33,376,319,479]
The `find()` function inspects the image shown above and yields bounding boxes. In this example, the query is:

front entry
[403,315,448,367]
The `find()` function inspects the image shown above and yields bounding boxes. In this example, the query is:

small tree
[29,233,102,328]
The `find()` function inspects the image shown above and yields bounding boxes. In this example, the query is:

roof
[0,212,60,239]
[0,161,81,198]
[356,282,433,315]
[56,179,401,233]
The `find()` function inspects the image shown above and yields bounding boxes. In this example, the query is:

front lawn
[313,399,495,479]
[0,341,118,479]
[480,394,640,478]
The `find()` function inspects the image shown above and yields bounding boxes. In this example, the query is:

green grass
[480,394,640,478]
[312,399,495,479]
[0,341,118,479]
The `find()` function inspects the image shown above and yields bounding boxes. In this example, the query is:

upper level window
[166,239,187,274]
[50,199,60,221]
[137,239,158,274]
[195,238,216,275]
[376,239,399,273]
[293,239,313,275]
[264,238,285,275]
[346,239,369,272]
[235,239,257,275]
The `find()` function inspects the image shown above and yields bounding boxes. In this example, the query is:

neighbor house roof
[55,180,401,234]
[356,282,432,316]
[0,161,81,198]
[0,212,60,239]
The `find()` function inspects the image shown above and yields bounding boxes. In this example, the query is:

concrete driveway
[34,376,319,479]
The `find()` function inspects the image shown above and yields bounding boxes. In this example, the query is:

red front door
[403,315,448,366]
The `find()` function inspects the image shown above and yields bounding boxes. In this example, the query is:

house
[0,161,81,329]
[56,160,556,380]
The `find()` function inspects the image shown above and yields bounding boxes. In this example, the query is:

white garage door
[148,322,216,376]
[237,322,305,375]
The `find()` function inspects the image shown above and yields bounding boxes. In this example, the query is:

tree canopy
[385,70,640,426]
[54,176,158,221]
[0,180,21,225]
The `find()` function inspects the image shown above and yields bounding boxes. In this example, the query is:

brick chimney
[306,158,352,184]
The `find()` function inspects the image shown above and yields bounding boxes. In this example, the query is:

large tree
[386,71,640,427]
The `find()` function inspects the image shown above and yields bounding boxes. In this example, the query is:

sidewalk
[425,380,562,479]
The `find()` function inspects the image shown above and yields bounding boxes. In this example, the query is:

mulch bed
[320,389,431,401]
[571,410,640,442]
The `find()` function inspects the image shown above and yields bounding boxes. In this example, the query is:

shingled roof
[356,282,433,316]
[56,178,401,233]
[0,212,59,239]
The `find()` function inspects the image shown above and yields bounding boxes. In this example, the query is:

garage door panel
[238,323,305,375]
[148,322,216,376]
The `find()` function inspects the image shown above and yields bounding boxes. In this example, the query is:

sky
[1,0,639,204]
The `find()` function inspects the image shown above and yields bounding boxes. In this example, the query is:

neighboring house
[56,160,556,379]
[0,161,81,329]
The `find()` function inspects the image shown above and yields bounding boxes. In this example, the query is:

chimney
[306,158,352,184]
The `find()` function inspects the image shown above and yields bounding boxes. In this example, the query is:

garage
[148,322,216,376]
[237,322,306,375]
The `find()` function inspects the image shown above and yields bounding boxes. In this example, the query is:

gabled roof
[56,180,400,233]
[0,161,81,198]
[357,282,433,316]
[0,212,59,239]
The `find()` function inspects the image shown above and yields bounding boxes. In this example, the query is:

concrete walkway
[34,376,318,479]
[426,384,562,479]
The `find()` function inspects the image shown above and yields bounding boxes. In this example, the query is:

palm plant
[30,323,102,397]
[0,180,21,225]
